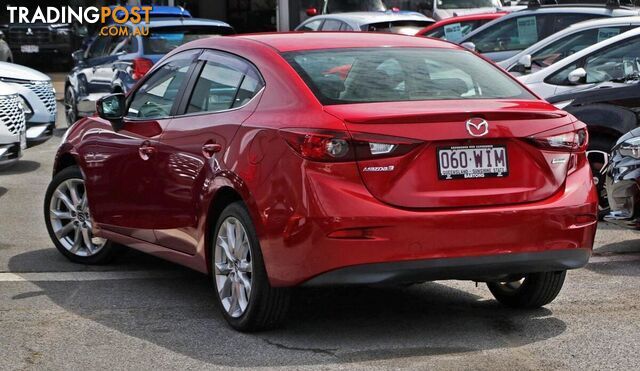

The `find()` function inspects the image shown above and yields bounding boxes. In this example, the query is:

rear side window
[529,26,630,69]
[424,20,484,42]
[322,19,343,31]
[186,52,264,114]
[467,14,554,53]
[284,47,534,105]
[363,20,435,35]
[299,19,323,31]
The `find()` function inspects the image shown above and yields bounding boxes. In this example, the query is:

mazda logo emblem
[465,118,489,137]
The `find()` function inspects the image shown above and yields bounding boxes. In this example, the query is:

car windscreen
[438,0,500,9]
[363,20,435,35]
[283,47,535,105]
[142,26,234,54]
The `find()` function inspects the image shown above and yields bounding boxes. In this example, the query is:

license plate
[20,131,27,150]
[21,45,39,53]
[438,145,508,180]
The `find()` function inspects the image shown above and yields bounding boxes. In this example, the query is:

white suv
[0,62,56,147]
[0,82,26,168]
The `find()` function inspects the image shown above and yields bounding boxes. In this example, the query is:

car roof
[300,11,433,25]
[235,32,460,53]
[459,5,639,42]
[431,11,507,25]
[565,14,640,28]
[417,12,506,35]
[524,26,640,79]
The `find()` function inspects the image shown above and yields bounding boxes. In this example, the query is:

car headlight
[619,137,640,159]
[552,100,574,110]
[17,95,32,114]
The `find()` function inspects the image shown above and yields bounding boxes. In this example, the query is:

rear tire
[44,165,123,265]
[487,271,566,309]
[211,201,290,332]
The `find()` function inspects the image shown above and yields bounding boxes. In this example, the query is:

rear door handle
[202,143,222,158]
[138,141,156,160]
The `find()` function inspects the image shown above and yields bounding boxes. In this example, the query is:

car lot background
[0,73,639,369]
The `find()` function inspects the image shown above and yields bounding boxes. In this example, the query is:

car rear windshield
[143,26,233,54]
[283,48,535,105]
[362,20,435,35]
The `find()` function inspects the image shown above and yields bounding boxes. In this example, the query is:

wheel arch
[54,152,79,176]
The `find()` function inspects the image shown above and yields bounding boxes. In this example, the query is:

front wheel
[212,202,290,332]
[487,271,566,309]
[44,166,123,264]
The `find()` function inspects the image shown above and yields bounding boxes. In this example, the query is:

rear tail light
[132,57,154,80]
[279,129,421,162]
[527,125,589,174]
[527,127,588,153]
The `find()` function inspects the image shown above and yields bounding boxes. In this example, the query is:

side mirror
[96,93,126,131]
[568,67,587,84]
[306,7,318,16]
[71,49,85,65]
[461,42,476,52]
[518,54,532,69]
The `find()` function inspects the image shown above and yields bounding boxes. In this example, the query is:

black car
[547,78,640,213]
[603,127,640,229]
[0,22,86,67]
[65,18,234,126]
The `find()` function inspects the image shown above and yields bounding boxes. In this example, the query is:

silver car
[296,11,435,35]
[0,82,26,168]
[0,62,56,146]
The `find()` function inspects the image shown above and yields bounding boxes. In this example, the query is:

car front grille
[0,95,26,135]
[7,28,51,46]
[22,81,57,115]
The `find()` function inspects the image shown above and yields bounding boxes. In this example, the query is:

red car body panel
[416,12,507,37]
[54,33,598,287]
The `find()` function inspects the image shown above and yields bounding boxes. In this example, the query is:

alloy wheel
[48,178,106,257]
[214,217,253,318]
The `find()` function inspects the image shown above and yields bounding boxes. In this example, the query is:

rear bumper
[303,248,591,286]
[259,158,598,287]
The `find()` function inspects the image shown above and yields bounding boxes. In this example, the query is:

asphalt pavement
[0,89,639,370]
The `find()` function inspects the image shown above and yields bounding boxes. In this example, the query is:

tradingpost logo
[6,6,153,36]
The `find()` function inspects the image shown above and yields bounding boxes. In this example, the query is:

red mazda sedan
[44,33,598,331]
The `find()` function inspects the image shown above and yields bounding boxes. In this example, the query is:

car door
[152,50,265,255]
[83,35,120,95]
[544,35,640,96]
[92,30,132,93]
[465,14,553,61]
[80,50,200,243]
[510,25,632,75]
